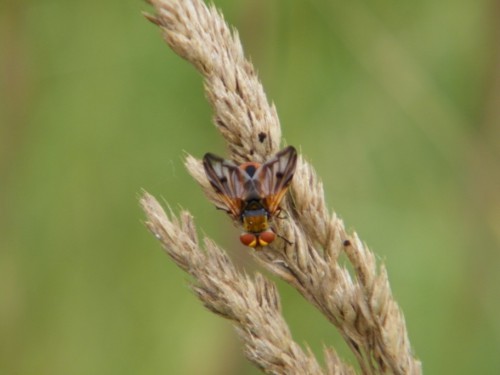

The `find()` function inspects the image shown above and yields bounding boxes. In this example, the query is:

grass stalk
[142,1,421,374]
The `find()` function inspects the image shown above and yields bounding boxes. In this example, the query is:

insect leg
[275,207,289,220]
[215,205,232,214]
[275,231,293,246]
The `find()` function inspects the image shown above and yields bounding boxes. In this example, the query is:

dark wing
[203,153,248,218]
[252,146,297,215]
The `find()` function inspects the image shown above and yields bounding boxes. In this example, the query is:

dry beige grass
[142,1,421,374]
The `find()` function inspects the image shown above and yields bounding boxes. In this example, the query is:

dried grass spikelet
[141,194,354,375]
[144,0,280,164]
[142,1,421,374]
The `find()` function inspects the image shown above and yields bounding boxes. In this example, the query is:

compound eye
[240,233,257,247]
[258,230,275,246]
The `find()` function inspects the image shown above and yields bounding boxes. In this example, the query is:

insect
[203,146,297,248]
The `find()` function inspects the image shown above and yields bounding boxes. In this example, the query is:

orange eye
[240,233,257,247]
[258,230,275,246]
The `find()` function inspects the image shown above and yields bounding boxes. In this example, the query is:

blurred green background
[1,0,499,373]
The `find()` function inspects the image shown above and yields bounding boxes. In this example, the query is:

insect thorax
[241,200,269,233]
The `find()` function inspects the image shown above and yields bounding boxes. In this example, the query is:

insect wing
[203,153,248,218]
[253,146,297,214]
